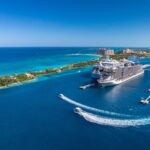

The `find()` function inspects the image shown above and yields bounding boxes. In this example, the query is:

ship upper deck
[94,58,137,70]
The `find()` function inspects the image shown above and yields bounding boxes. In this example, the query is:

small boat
[148,89,150,92]
[140,96,150,105]
[140,99,149,104]
[80,83,95,90]
[58,93,64,98]
[74,107,83,113]
[80,86,86,90]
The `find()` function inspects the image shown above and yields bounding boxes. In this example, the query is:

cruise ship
[91,57,144,86]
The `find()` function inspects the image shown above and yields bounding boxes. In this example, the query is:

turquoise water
[0,48,99,75]
[1,47,150,150]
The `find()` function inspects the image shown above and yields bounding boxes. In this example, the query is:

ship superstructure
[92,57,144,86]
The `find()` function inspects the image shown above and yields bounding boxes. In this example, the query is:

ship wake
[142,64,150,69]
[59,94,131,118]
[75,107,150,127]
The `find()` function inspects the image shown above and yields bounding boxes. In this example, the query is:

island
[0,59,99,89]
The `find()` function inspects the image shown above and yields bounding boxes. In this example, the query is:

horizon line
[0,46,150,48]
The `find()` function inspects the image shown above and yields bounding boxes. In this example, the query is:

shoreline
[66,53,100,57]
[0,52,150,90]
[0,58,99,89]
[0,78,37,90]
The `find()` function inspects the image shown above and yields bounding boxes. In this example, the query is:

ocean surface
[1,47,150,150]
[0,47,99,75]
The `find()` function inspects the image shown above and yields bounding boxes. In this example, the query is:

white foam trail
[76,108,150,127]
[143,64,150,68]
[59,94,131,118]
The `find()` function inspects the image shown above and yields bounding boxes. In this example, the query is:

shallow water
[0,47,99,75]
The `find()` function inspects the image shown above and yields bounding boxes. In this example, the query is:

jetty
[80,83,95,90]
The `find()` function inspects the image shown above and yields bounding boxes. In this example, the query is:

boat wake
[75,107,150,127]
[143,64,150,69]
[59,94,131,118]
[59,94,150,127]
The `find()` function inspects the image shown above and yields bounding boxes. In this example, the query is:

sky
[0,0,150,47]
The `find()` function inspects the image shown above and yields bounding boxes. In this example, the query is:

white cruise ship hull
[97,70,144,87]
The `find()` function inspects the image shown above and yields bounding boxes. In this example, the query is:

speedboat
[74,107,83,113]
[79,86,86,90]
[59,93,64,98]
[140,97,149,105]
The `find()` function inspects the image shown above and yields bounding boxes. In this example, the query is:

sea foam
[59,94,131,118]
[75,107,150,127]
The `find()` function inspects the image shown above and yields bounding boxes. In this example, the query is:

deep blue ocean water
[1,47,150,150]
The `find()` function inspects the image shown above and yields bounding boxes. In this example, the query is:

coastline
[0,78,37,90]
[66,53,100,57]
[1,52,150,90]
[0,58,99,89]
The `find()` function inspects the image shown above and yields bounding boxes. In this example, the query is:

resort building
[25,73,34,78]
[97,48,114,56]
[121,48,135,54]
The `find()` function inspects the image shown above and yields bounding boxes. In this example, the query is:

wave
[66,53,82,56]
[75,107,150,127]
[59,94,131,118]
[66,53,99,57]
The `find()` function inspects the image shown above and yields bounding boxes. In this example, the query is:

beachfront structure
[25,73,34,78]
[97,48,114,56]
[121,48,135,54]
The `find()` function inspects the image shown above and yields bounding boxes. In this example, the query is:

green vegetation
[0,59,99,88]
[110,53,150,60]
[15,74,35,82]
[1,52,150,88]
[29,59,99,77]
[110,54,134,60]
[72,60,98,68]
[0,76,17,87]
[0,74,35,88]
